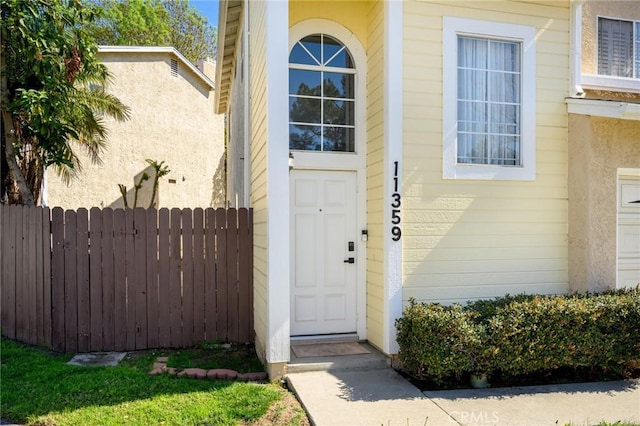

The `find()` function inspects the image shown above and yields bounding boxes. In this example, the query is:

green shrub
[395,300,486,381]
[396,288,640,383]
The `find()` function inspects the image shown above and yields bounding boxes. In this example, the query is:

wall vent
[170,59,178,77]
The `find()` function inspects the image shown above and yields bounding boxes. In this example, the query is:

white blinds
[598,18,634,78]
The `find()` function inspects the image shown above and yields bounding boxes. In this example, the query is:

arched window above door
[289,34,356,153]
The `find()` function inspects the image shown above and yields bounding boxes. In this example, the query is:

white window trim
[588,15,640,92]
[443,17,536,181]
[581,73,640,93]
[288,19,367,172]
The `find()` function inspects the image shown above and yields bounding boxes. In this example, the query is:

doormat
[291,342,370,358]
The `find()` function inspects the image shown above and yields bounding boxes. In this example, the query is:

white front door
[618,177,640,288]
[290,170,358,336]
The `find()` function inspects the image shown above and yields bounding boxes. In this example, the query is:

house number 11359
[391,161,402,241]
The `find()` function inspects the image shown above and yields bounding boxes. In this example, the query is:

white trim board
[382,0,403,355]
[264,0,291,364]
[566,98,640,121]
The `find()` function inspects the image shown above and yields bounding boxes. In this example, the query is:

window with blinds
[597,17,639,78]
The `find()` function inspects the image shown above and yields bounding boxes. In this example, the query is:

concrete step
[287,342,390,374]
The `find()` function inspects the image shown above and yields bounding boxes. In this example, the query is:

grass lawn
[0,338,308,426]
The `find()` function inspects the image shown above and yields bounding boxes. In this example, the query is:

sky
[190,0,220,28]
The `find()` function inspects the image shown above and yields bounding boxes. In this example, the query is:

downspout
[243,0,250,208]
[570,0,585,98]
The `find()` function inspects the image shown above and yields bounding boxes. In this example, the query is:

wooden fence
[0,205,253,353]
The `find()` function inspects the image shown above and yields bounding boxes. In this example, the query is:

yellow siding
[366,0,385,349]
[403,0,570,304]
[248,0,269,362]
[289,0,368,48]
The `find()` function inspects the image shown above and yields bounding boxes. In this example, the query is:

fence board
[89,208,103,351]
[1,206,254,352]
[64,210,78,353]
[192,208,205,342]
[182,209,194,347]
[125,209,136,350]
[227,209,239,343]
[134,208,148,350]
[101,209,115,351]
[25,207,36,344]
[158,208,170,347]
[204,209,216,342]
[51,208,65,351]
[35,208,44,345]
[169,208,182,347]
[113,209,127,351]
[43,207,52,347]
[238,208,251,343]
[146,209,159,348]
[15,207,24,343]
[1,206,16,339]
[77,209,90,353]
[215,208,228,341]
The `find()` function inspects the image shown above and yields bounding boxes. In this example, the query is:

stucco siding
[45,51,225,209]
[402,0,571,305]
[582,0,640,76]
[366,0,385,349]
[248,0,269,364]
[568,114,640,292]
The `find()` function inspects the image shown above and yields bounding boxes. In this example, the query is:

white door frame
[617,168,640,288]
[288,19,368,340]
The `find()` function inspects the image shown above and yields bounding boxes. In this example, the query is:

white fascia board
[98,46,215,90]
[264,0,290,364]
[566,98,640,121]
[382,0,403,355]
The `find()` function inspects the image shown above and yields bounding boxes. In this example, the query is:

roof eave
[98,46,215,91]
[215,0,243,114]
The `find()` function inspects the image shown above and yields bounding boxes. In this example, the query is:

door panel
[290,170,357,336]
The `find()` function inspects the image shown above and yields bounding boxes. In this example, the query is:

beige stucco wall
[402,0,571,304]
[568,114,640,292]
[45,51,225,209]
[582,0,640,76]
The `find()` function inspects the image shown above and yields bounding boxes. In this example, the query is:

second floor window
[598,17,640,78]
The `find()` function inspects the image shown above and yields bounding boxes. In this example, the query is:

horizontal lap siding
[248,0,269,362]
[366,0,386,349]
[402,0,570,304]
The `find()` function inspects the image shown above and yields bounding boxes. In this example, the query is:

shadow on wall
[109,164,156,209]
[210,152,226,208]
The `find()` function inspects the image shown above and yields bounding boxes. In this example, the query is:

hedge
[395,288,640,383]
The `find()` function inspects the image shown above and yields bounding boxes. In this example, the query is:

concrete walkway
[286,343,640,426]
